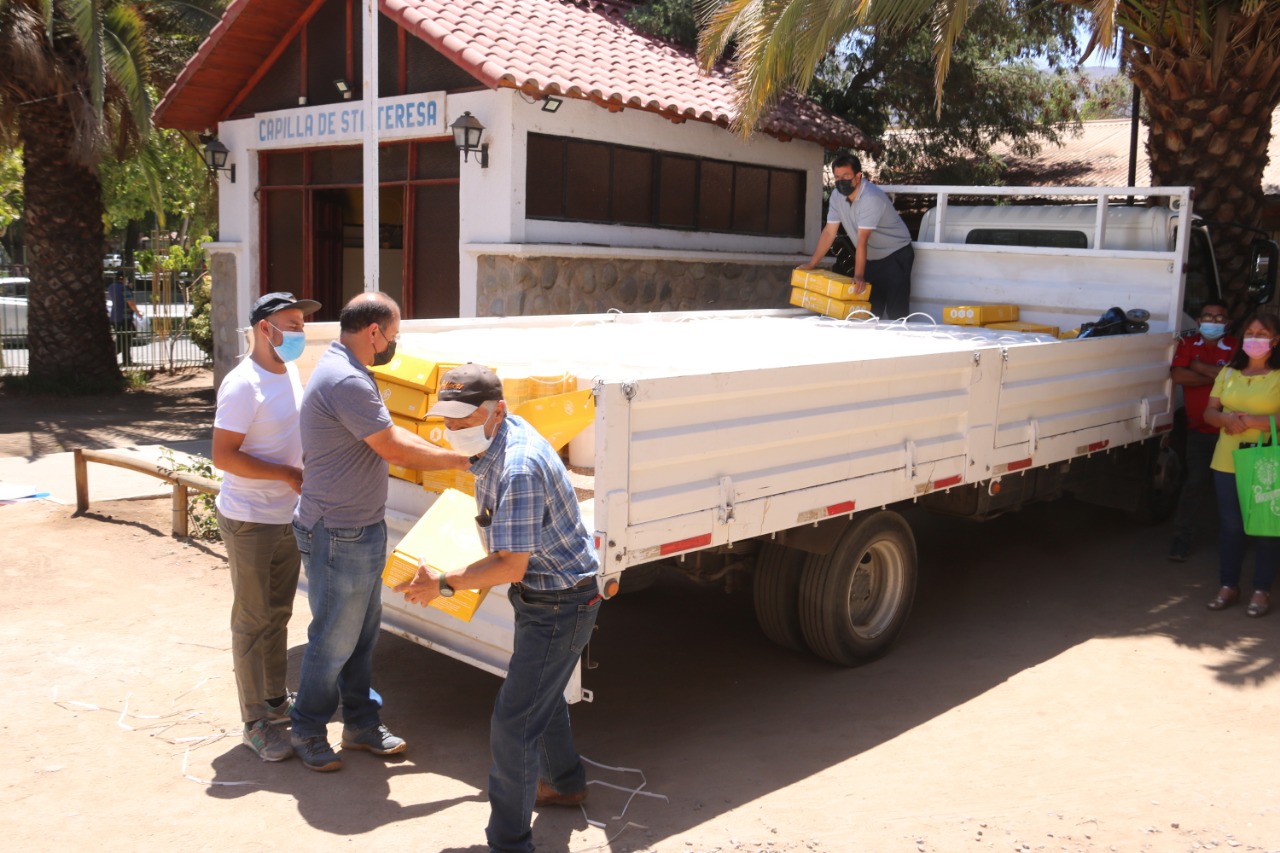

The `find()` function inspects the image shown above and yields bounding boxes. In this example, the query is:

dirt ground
[2,371,1280,853]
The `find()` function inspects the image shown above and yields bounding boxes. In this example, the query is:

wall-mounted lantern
[541,96,563,113]
[200,135,236,183]
[334,78,352,100]
[451,111,488,168]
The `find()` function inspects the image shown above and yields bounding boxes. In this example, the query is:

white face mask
[447,409,496,457]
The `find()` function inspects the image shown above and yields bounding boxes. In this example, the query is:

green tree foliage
[100,120,215,236]
[1,0,158,391]
[700,1,1280,298]
[1078,73,1138,121]
[630,1,1087,185]
[187,269,213,357]
[0,147,20,236]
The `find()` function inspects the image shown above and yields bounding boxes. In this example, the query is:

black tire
[798,511,918,666]
[1131,436,1184,524]
[752,542,808,652]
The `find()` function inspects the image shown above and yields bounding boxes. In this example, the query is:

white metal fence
[0,268,212,376]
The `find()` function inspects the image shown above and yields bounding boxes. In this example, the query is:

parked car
[1,277,150,348]
[0,277,29,348]
[103,253,123,268]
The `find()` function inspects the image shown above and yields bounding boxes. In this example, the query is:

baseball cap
[427,363,505,418]
[250,291,321,325]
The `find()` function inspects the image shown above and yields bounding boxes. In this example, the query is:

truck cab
[917,201,1275,322]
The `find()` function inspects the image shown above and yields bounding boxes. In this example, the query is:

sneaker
[1168,539,1190,562]
[265,691,296,724]
[535,778,588,807]
[341,723,407,755]
[243,719,294,762]
[291,733,343,772]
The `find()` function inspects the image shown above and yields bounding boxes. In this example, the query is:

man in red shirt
[1169,300,1236,561]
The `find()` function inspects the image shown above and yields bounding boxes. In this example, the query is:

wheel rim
[847,539,907,639]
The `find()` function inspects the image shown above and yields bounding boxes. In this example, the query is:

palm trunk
[20,97,123,391]
[1126,29,1280,310]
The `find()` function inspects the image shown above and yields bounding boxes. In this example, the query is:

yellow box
[370,353,439,391]
[417,416,451,448]
[389,463,423,484]
[985,321,1060,337]
[791,268,871,302]
[391,413,420,431]
[943,304,1019,326]
[382,489,489,622]
[503,374,574,409]
[419,469,458,494]
[377,379,432,419]
[790,287,872,320]
[1059,328,1081,340]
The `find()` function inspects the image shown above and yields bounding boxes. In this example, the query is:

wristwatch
[436,573,455,598]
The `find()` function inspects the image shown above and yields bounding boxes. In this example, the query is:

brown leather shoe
[536,778,587,807]
[1207,586,1239,611]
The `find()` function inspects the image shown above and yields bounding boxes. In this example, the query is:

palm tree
[700,1,1280,297]
[0,0,153,390]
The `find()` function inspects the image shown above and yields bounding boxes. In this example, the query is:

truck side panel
[910,244,1183,333]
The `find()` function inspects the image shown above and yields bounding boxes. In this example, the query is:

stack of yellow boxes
[371,353,477,495]
[372,355,587,495]
[942,304,1059,338]
[789,269,873,320]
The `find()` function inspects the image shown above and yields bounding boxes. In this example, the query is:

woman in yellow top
[1203,313,1280,616]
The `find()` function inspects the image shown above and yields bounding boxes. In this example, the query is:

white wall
[211,86,829,324]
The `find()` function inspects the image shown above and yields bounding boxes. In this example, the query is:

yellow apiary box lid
[943,304,1019,326]
[792,268,870,302]
[985,321,1060,337]
[376,379,431,419]
[371,353,439,391]
[382,488,490,621]
[514,389,595,451]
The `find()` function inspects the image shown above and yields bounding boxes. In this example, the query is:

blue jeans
[486,579,601,853]
[290,519,387,739]
[1214,471,1280,593]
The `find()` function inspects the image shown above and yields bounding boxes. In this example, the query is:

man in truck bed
[799,153,914,319]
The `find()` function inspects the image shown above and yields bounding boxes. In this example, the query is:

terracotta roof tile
[157,0,872,150]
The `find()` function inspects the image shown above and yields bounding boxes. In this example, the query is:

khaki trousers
[217,511,301,723]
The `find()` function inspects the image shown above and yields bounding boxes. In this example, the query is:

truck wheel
[799,511,918,666]
[752,542,808,652]
[1131,437,1183,524]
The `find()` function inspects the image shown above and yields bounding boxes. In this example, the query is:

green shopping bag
[1232,416,1280,537]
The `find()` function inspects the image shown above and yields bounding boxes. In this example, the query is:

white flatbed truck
[294,185,1276,700]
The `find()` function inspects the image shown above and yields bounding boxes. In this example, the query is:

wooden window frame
[525,133,806,238]
[257,140,459,316]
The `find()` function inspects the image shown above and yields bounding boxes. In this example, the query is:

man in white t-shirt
[213,291,320,762]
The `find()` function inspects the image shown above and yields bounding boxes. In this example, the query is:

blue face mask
[1199,322,1226,340]
[269,324,306,362]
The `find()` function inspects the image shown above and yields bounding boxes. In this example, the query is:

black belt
[512,575,596,593]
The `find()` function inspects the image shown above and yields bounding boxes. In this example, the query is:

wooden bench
[73,448,222,538]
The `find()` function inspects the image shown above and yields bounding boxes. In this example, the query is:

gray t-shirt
[826,180,912,261]
[295,341,393,529]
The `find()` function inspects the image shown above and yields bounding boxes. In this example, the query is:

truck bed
[294,186,1189,694]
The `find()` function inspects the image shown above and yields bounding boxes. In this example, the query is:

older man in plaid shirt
[396,363,600,853]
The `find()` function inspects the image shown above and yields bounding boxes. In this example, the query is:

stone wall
[476,255,796,317]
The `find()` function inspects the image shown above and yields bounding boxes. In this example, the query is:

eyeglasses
[376,325,400,343]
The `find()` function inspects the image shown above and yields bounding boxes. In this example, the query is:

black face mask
[835,179,855,197]
[372,336,397,367]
